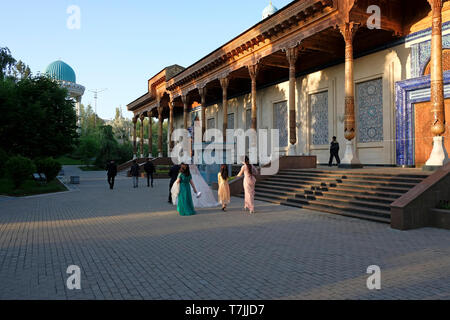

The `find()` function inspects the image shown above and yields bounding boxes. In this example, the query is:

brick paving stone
[0,165,449,300]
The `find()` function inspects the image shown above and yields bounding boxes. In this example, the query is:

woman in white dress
[171,164,219,208]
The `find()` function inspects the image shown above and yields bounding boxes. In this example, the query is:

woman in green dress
[176,164,199,216]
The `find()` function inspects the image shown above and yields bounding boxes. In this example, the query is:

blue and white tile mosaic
[357,78,383,143]
[273,101,288,147]
[310,91,329,146]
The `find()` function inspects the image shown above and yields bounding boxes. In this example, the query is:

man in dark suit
[144,158,156,188]
[168,164,181,203]
[329,136,340,167]
[106,160,118,190]
[130,160,140,188]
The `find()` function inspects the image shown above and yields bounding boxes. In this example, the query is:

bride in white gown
[171,164,219,208]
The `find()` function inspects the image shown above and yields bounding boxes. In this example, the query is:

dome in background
[45,60,76,83]
[262,1,278,20]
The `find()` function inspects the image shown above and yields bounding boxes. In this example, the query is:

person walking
[168,164,181,203]
[144,158,156,188]
[329,136,340,167]
[237,156,258,214]
[106,160,117,190]
[130,160,140,188]
[218,164,230,211]
[175,164,199,216]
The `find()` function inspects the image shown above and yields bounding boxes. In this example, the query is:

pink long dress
[237,164,258,211]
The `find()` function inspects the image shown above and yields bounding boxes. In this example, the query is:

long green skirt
[177,174,196,216]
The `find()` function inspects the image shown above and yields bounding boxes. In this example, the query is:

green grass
[56,156,84,166]
[0,178,67,197]
[79,165,104,171]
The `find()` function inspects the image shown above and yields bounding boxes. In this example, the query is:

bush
[5,155,36,188]
[34,157,62,181]
[0,148,9,177]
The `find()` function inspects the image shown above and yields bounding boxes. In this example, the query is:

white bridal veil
[171,165,219,208]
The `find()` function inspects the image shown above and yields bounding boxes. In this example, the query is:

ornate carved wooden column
[285,46,299,155]
[247,64,260,130]
[220,77,230,142]
[158,105,164,158]
[198,87,207,139]
[181,94,189,130]
[132,116,138,159]
[139,114,145,158]
[425,0,449,169]
[338,22,363,168]
[148,112,153,158]
[168,100,174,152]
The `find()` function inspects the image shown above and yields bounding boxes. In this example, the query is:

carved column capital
[284,46,299,68]
[132,116,138,124]
[338,22,360,45]
[427,0,443,11]
[247,63,260,81]
[219,76,229,91]
[198,86,207,100]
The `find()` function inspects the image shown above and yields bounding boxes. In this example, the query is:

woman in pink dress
[237,156,258,214]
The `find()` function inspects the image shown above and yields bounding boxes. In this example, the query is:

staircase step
[277,171,425,184]
[280,169,428,180]
[267,176,418,189]
[245,194,390,224]
[262,180,410,194]
[255,184,401,200]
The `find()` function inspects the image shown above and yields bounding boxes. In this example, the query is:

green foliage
[34,157,62,182]
[117,142,133,164]
[75,136,100,166]
[5,155,36,188]
[0,75,78,158]
[0,47,16,80]
[94,125,120,169]
[0,148,9,177]
[79,104,105,136]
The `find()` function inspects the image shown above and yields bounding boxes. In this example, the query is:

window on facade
[245,109,252,131]
[273,101,288,148]
[207,118,215,130]
[356,78,383,143]
[227,113,235,130]
[310,91,329,146]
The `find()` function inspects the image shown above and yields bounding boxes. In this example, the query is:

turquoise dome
[45,60,76,83]
[262,1,278,19]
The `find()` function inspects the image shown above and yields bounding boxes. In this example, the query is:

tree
[0,75,78,158]
[13,60,31,80]
[0,47,16,80]
[94,125,120,169]
[110,107,132,143]
[76,136,100,166]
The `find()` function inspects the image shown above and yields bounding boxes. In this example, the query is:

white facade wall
[171,43,411,165]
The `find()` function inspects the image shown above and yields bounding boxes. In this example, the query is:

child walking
[217,164,231,211]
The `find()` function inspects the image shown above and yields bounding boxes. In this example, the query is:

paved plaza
[0,166,449,300]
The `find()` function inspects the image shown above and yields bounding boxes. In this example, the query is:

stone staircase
[239,169,429,223]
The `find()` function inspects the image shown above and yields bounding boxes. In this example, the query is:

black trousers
[329,151,340,166]
[107,175,116,189]
[146,173,154,187]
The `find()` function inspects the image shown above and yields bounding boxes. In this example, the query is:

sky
[0,0,292,120]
